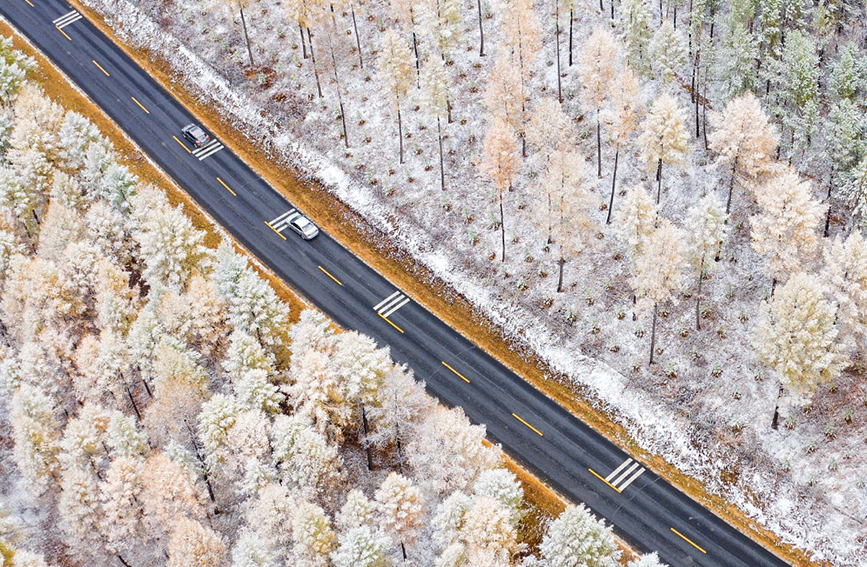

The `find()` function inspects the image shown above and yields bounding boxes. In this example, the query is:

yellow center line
[131,96,150,114]
[378,313,404,334]
[92,60,110,77]
[512,413,543,436]
[172,136,191,153]
[25,0,35,7]
[264,221,287,240]
[56,26,71,41]
[442,361,471,383]
[318,265,343,286]
[588,468,622,493]
[670,528,707,554]
[216,177,236,196]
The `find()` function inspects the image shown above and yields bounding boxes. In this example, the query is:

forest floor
[28,3,837,566]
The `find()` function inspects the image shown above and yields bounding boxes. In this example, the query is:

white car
[287,213,319,240]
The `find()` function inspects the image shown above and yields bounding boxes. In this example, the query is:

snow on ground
[70,0,867,563]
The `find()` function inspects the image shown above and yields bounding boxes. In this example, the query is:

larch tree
[499,0,542,157]
[225,0,257,67]
[842,156,867,226]
[0,37,33,107]
[614,184,657,261]
[431,490,473,549]
[629,552,668,567]
[376,29,415,165]
[472,469,523,522]
[539,504,621,567]
[420,55,451,191]
[684,194,728,330]
[365,365,431,469]
[480,116,521,263]
[707,91,779,213]
[391,0,422,81]
[374,472,425,560]
[823,231,867,355]
[337,489,374,531]
[231,531,280,567]
[578,27,620,178]
[58,466,111,565]
[631,219,687,364]
[417,0,463,62]
[750,169,824,286]
[753,273,843,425]
[167,516,227,567]
[291,501,336,567]
[285,0,328,96]
[9,383,61,495]
[330,526,389,567]
[648,20,686,84]
[619,0,652,74]
[320,13,351,148]
[637,93,689,204]
[99,456,144,557]
[526,98,573,244]
[460,496,517,564]
[139,452,205,534]
[289,348,350,440]
[603,66,641,223]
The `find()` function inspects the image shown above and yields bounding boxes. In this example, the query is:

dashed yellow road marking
[318,266,343,286]
[512,413,543,436]
[57,27,71,40]
[264,221,287,240]
[216,177,236,196]
[172,136,191,153]
[378,313,404,334]
[588,468,622,493]
[24,0,35,7]
[92,60,109,76]
[671,528,707,554]
[442,361,471,383]
[131,96,150,114]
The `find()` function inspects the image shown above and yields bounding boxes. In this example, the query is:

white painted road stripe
[616,467,646,491]
[374,291,402,311]
[53,10,80,26]
[56,13,83,29]
[381,297,411,318]
[192,139,219,154]
[377,294,405,314]
[270,209,297,225]
[606,458,634,482]
[195,143,224,161]
[612,462,641,487]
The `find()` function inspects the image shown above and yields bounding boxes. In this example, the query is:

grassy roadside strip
[31,6,824,566]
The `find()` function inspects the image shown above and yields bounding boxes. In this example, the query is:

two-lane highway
[1,2,791,565]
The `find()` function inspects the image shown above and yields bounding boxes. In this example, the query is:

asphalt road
[1,2,793,566]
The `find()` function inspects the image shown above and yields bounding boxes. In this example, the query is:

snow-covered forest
[70,0,867,562]
[0,35,676,567]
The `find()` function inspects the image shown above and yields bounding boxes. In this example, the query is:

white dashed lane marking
[53,10,82,29]
[192,139,224,161]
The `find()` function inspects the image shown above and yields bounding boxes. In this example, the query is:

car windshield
[294,217,310,228]
[190,126,205,138]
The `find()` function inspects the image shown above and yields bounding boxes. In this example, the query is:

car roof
[292,216,310,227]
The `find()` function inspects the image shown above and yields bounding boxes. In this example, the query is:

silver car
[288,213,319,240]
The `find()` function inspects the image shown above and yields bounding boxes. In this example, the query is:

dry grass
[14,8,828,566]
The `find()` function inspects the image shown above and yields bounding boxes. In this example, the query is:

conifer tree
[649,20,687,84]
[374,472,425,560]
[291,501,336,567]
[420,55,451,191]
[619,0,652,74]
[540,504,621,567]
[578,28,620,178]
[603,67,641,223]
[637,94,689,204]
[480,116,521,262]
[377,30,415,165]
[823,231,867,355]
[684,195,728,330]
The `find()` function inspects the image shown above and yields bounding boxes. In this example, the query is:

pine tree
[614,184,657,260]
[603,66,641,223]
[472,469,523,521]
[167,516,227,567]
[540,504,621,567]
[766,29,819,156]
[685,195,728,330]
[637,93,689,204]
[619,0,652,74]
[649,20,686,84]
[377,30,415,165]
[823,231,867,355]
[480,116,521,262]
[718,22,759,98]
[753,273,843,412]
[0,37,33,107]
[631,219,687,364]
[707,92,778,213]
[291,501,336,567]
[750,169,824,284]
[578,28,620,178]
[374,472,425,560]
[842,156,867,225]
[829,43,865,102]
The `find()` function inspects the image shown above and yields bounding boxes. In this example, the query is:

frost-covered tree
[271,415,341,499]
[225,0,257,67]
[614,184,657,260]
[377,29,415,165]
[330,526,389,567]
[685,195,728,330]
[167,516,227,567]
[540,504,621,567]
[578,28,620,178]
[499,0,542,132]
[285,0,327,95]
[431,490,473,549]
[0,37,34,107]
[750,169,824,285]
[58,466,109,564]
[375,472,424,559]
[420,55,451,191]
[472,469,523,522]
[337,489,374,531]
[649,20,686,83]
[483,54,523,134]
[718,22,759,98]
[9,383,61,495]
[637,93,689,204]
[619,0,652,74]
[231,531,279,567]
[139,452,204,534]
[629,552,668,567]
[767,29,819,156]
[366,365,431,468]
[100,456,144,556]
[707,92,779,213]
[753,273,843,417]
[480,116,521,262]
[416,0,462,60]
[842,156,867,226]
[631,219,687,364]
[603,66,641,223]
[460,496,517,564]
[829,43,866,102]
[291,501,335,567]
[823,231,867,354]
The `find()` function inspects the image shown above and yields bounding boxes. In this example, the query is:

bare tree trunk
[600,0,604,12]
[557,257,566,292]
[349,0,364,68]
[239,6,254,67]
[555,0,562,102]
[400,542,407,560]
[695,257,704,331]
[596,109,602,178]
[117,554,132,567]
[361,404,373,471]
[649,302,658,364]
[611,0,615,20]
[771,386,783,429]
[410,7,420,86]
[126,385,141,421]
[328,33,350,148]
[300,23,308,59]
[500,192,507,262]
[185,422,217,504]
[824,175,833,237]
[725,156,738,213]
[397,104,404,164]
[655,158,663,203]
[568,10,574,65]
[437,117,445,191]
[477,0,486,56]
[694,52,700,137]
[307,28,323,98]
[606,144,620,224]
